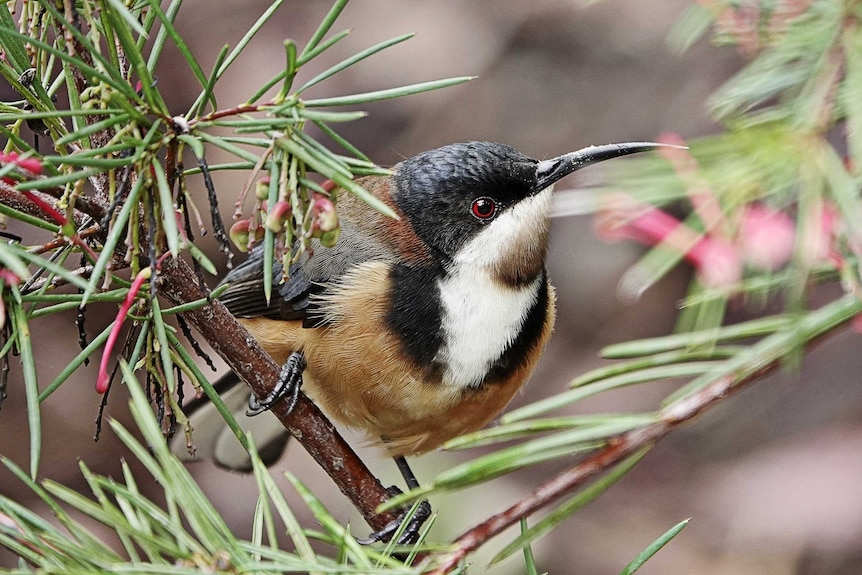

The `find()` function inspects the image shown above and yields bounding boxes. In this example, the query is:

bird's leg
[357,455,432,545]
[246,351,306,416]
[245,358,432,544]
[395,454,421,490]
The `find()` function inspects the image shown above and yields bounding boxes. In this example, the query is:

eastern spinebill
[173,140,669,540]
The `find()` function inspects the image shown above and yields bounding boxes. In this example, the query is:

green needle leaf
[146,0,209,96]
[218,0,287,79]
[296,33,415,95]
[304,76,474,107]
[151,157,181,257]
[619,519,689,575]
[299,0,350,62]
[10,296,41,478]
[105,0,148,38]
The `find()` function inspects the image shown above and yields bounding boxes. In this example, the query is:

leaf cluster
[3,0,857,573]
[0,363,428,574]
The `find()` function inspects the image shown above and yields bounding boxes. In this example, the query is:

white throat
[434,189,552,388]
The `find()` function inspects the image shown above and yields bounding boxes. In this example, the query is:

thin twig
[175,314,216,372]
[22,264,94,294]
[197,155,232,267]
[27,224,101,254]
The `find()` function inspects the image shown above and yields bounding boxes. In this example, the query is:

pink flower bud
[264,200,291,233]
[255,176,271,201]
[312,195,338,233]
[321,179,338,193]
[229,220,251,252]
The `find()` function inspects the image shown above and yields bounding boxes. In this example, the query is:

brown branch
[422,341,829,574]
[0,184,89,229]
[0,177,108,226]
[157,257,401,533]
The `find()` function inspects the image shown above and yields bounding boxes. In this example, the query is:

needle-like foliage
[2,1,859,573]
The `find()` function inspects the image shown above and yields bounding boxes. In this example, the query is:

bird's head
[392,140,666,282]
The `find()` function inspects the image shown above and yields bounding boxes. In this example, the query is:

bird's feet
[246,351,306,416]
[356,486,432,546]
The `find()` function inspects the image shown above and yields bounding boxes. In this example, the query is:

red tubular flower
[1,151,43,176]
[96,267,152,393]
[16,157,43,175]
[19,190,69,227]
[595,203,742,288]
[1,154,62,227]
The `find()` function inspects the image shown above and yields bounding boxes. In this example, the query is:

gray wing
[217,247,309,320]
[218,220,394,323]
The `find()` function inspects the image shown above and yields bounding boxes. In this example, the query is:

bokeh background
[3,1,862,573]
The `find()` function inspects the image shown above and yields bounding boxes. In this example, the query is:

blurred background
[3,0,862,573]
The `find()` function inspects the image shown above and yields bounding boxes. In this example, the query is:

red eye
[471,197,497,220]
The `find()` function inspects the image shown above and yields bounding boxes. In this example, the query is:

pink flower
[737,204,796,271]
[690,240,743,288]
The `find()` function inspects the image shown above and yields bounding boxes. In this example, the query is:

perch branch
[157,257,401,533]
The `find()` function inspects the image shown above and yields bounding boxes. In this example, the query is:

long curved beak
[534,142,683,193]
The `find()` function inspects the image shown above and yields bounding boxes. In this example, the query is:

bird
[173,139,667,540]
